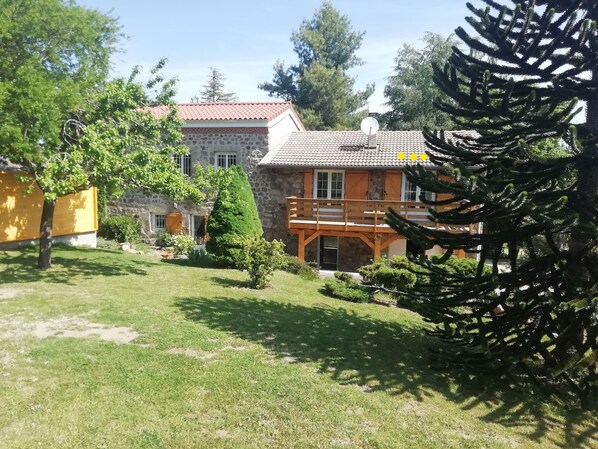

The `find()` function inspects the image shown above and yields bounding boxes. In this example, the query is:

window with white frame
[402,177,434,203]
[152,214,167,232]
[315,171,344,199]
[173,154,192,176]
[215,153,237,169]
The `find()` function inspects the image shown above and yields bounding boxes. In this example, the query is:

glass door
[319,236,339,271]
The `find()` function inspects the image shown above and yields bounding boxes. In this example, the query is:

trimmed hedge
[206,165,262,266]
[323,280,370,303]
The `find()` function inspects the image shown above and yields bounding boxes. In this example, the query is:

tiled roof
[153,102,294,121]
[260,130,478,168]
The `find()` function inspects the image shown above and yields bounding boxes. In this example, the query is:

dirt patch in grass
[0,316,139,344]
[0,287,26,301]
[167,348,218,361]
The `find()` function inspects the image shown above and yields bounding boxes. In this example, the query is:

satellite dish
[360,116,379,136]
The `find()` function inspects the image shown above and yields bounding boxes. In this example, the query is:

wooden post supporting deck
[298,230,305,261]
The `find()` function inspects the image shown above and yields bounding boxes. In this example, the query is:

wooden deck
[286,197,477,261]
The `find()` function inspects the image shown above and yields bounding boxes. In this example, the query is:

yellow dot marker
[410,153,417,161]
[420,153,428,161]
[398,152,405,160]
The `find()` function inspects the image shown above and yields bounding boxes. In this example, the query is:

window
[402,177,434,202]
[153,214,166,231]
[215,153,237,169]
[173,154,192,176]
[315,171,344,199]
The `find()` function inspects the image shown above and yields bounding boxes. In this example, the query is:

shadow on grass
[209,276,249,289]
[0,246,152,285]
[175,295,597,448]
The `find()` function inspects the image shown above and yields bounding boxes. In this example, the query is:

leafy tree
[386,0,598,405]
[206,165,262,266]
[191,67,238,103]
[381,32,459,130]
[259,2,373,130]
[236,236,287,289]
[0,0,200,269]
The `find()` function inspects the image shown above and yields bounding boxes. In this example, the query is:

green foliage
[156,232,195,255]
[191,67,237,103]
[0,0,202,268]
[97,186,107,223]
[236,237,287,289]
[385,0,598,404]
[282,255,319,280]
[206,165,262,266]
[334,271,354,283]
[381,32,459,130]
[98,216,141,244]
[359,258,417,291]
[187,245,217,267]
[193,164,234,201]
[322,280,370,303]
[259,2,373,130]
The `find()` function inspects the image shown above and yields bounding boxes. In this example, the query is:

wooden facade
[0,171,98,244]
[288,169,476,263]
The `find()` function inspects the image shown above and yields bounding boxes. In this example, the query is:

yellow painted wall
[0,171,98,243]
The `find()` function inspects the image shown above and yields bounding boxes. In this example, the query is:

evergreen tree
[206,165,262,266]
[381,33,459,130]
[259,2,373,130]
[386,0,598,404]
[191,67,237,103]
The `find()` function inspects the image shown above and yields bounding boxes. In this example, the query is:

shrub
[98,215,141,243]
[323,280,370,303]
[171,234,195,255]
[206,165,263,266]
[236,236,287,289]
[282,255,319,280]
[334,271,354,283]
[188,245,216,267]
[359,259,417,291]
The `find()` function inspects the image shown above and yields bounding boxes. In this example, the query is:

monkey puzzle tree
[386,0,598,404]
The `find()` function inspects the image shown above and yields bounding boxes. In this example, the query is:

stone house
[260,130,480,271]
[107,102,304,241]
[108,102,477,272]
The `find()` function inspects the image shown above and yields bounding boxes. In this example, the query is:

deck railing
[286,197,448,233]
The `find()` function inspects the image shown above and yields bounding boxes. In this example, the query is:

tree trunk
[38,198,56,270]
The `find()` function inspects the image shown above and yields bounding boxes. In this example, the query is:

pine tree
[386,0,598,404]
[191,67,237,103]
[206,165,262,266]
[382,33,460,130]
[259,2,373,130]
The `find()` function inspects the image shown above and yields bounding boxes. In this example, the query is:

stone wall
[107,129,274,241]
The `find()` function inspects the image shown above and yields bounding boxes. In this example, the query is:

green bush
[334,271,354,283]
[282,255,319,280]
[188,245,217,267]
[323,280,370,303]
[206,165,263,266]
[98,215,141,243]
[157,232,195,255]
[236,236,287,289]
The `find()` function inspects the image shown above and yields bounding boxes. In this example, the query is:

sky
[77,1,474,112]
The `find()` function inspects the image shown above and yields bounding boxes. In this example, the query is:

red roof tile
[153,102,294,122]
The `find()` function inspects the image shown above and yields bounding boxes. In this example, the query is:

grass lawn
[0,246,596,449]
